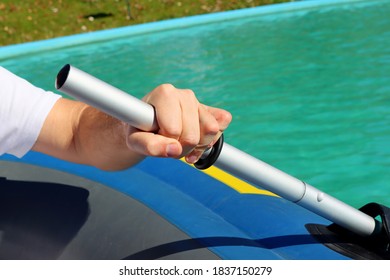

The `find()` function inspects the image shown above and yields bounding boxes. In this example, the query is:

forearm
[74,105,145,170]
[33,98,144,170]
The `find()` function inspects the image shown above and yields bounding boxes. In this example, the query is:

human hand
[125,84,232,164]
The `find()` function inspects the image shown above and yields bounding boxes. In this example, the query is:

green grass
[1,0,290,46]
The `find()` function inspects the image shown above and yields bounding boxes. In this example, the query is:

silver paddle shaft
[56,64,379,237]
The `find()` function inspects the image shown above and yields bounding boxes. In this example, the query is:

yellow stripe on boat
[182,159,277,196]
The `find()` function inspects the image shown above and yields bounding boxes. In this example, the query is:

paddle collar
[194,133,224,170]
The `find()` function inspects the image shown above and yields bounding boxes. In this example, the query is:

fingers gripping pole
[55,64,380,237]
[56,64,223,169]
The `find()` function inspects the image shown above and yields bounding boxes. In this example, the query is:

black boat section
[0,161,219,260]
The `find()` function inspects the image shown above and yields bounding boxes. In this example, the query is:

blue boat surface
[0,151,349,260]
[3,149,388,260]
[0,0,389,260]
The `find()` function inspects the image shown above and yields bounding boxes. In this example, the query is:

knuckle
[160,125,181,140]
[183,89,198,103]
[204,121,220,135]
[221,110,233,124]
[158,83,175,94]
[180,134,199,147]
[183,88,196,97]
[206,122,219,134]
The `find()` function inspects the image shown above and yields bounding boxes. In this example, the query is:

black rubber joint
[194,134,224,170]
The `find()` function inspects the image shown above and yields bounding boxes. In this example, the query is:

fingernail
[166,143,179,157]
[186,154,199,164]
[186,149,204,164]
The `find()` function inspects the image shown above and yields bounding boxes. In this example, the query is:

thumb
[127,130,183,158]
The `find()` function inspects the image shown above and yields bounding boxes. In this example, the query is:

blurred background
[1,0,291,45]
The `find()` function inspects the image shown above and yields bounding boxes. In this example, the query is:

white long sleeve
[0,66,61,157]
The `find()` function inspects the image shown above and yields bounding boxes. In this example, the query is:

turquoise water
[1,0,389,208]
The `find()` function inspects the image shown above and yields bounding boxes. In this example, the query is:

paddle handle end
[56,64,158,132]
